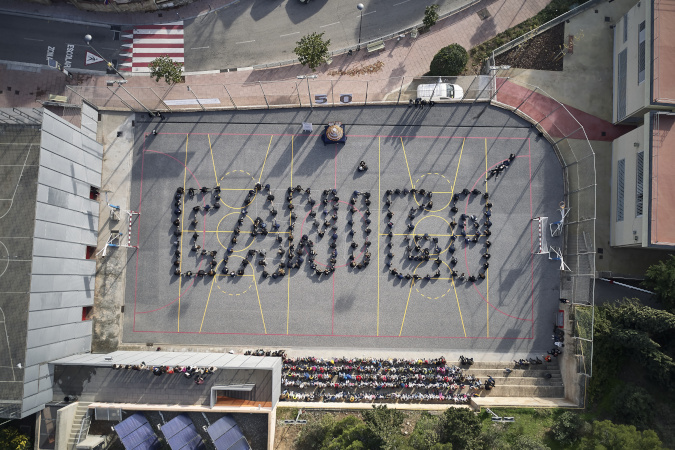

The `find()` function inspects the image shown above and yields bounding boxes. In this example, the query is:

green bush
[612,387,655,431]
[423,4,440,30]
[408,413,441,450]
[429,44,468,76]
[579,420,664,449]
[549,411,586,446]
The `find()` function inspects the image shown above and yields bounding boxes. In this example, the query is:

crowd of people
[169,153,516,284]
[276,354,497,404]
[111,363,217,385]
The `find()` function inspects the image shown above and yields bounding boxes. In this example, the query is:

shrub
[549,411,585,446]
[429,44,468,76]
[423,4,440,29]
[439,408,482,449]
[613,387,655,431]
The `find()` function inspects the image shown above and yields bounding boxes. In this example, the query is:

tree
[362,405,406,450]
[514,435,550,450]
[439,408,481,449]
[579,420,664,450]
[423,4,440,29]
[612,387,655,431]
[643,255,675,312]
[549,411,586,446]
[429,44,468,76]
[295,414,335,450]
[149,55,183,84]
[294,32,331,72]
[0,427,31,450]
[409,412,442,450]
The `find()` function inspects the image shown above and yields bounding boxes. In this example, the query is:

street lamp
[84,34,126,80]
[107,80,155,116]
[357,3,365,51]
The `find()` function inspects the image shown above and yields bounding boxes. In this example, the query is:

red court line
[128,329,532,339]
[134,148,205,328]
[461,156,533,322]
[151,132,530,140]
[132,34,185,39]
[331,272,335,335]
[529,138,534,338]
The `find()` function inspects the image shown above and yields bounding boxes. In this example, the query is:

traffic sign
[85,51,105,65]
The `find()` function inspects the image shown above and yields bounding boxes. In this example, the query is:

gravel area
[495,23,565,71]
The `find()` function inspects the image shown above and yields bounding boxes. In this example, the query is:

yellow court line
[217,188,252,191]
[451,276,467,337]
[178,134,188,332]
[377,136,381,336]
[485,138,489,338]
[208,134,219,187]
[192,230,290,234]
[433,192,455,194]
[380,233,478,237]
[251,263,267,334]
[286,135,293,334]
[450,138,465,196]
[399,280,415,336]
[199,274,218,332]
[400,137,415,190]
[258,135,274,183]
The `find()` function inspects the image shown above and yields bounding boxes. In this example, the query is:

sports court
[123,105,563,353]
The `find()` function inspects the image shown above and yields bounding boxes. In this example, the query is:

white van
[416,81,464,101]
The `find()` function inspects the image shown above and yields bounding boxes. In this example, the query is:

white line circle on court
[0,240,9,279]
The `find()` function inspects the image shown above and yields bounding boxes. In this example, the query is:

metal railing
[75,412,91,447]
[65,75,494,113]
[488,59,597,379]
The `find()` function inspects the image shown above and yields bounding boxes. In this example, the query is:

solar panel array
[114,413,161,450]
[161,414,207,450]
[208,415,251,450]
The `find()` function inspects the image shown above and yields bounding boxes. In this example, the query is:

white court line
[0,241,7,279]
[191,46,210,50]
[393,0,410,5]
[0,309,15,381]
[236,40,256,44]
[0,145,32,220]
[320,22,340,28]
[280,32,300,37]
[359,10,376,17]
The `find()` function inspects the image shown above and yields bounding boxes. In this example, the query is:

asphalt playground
[123,104,564,355]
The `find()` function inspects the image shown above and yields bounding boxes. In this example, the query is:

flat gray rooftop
[123,104,563,355]
[0,124,40,414]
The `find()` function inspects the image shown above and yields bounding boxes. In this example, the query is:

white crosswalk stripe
[119,21,185,74]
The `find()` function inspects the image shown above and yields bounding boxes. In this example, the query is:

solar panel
[161,414,206,450]
[207,415,237,441]
[114,413,161,450]
[213,426,250,450]
[227,437,252,450]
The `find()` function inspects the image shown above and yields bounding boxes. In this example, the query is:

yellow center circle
[412,173,453,212]
[216,212,256,254]
[218,170,257,209]
[413,260,456,300]
[215,255,254,296]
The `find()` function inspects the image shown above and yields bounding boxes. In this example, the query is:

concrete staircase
[460,361,564,398]
[66,402,92,450]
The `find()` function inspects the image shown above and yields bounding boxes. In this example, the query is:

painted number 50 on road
[314,94,353,104]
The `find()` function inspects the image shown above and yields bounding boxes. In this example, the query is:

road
[0,0,471,73]
[184,0,471,70]
[0,15,122,72]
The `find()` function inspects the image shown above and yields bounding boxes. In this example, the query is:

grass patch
[469,0,590,64]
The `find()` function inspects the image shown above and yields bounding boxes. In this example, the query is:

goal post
[533,217,549,254]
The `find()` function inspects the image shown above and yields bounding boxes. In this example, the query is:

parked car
[416,79,464,101]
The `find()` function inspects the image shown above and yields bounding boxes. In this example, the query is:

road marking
[377,136,381,336]
[320,22,340,28]
[23,38,43,41]
[400,137,414,190]
[177,134,188,333]
[393,0,409,5]
[191,46,210,50]
[280,32,300,37]
[359,10,376,17]
[236,40,256,44]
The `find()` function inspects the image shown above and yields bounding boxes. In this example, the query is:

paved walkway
[495,79,634,142]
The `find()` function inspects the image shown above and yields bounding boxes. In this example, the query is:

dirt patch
[495,23,566,71]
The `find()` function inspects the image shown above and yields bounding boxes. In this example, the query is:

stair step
[465,369,561,378]
[457,362,559,370]
[479,385,565,397]
[486,377,561,386]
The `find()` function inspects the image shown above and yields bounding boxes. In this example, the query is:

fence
[65,75,494,113]
[488,59,596,379]
[67,66,596,380]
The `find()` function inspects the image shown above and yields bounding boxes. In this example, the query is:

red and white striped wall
[119,21,184,74]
